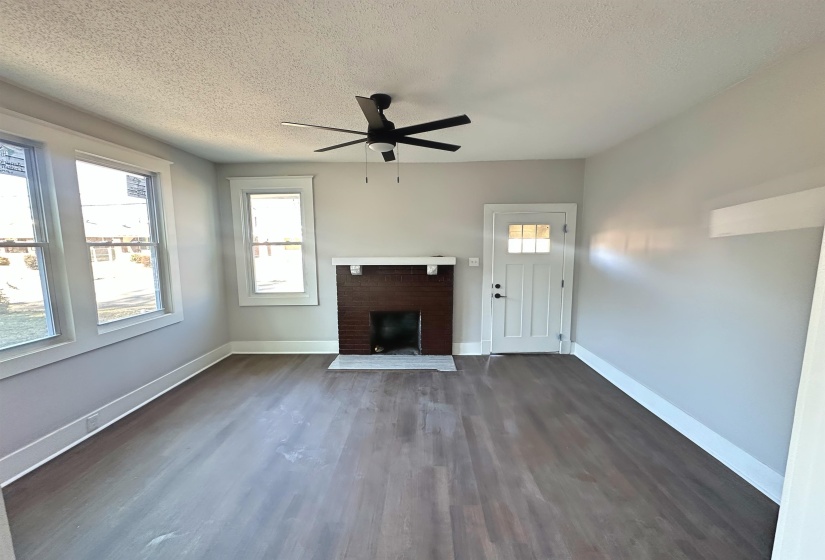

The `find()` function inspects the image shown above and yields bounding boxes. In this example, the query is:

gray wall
[0,81,229,457]
[217,160,584,345]
[575,45,825,474]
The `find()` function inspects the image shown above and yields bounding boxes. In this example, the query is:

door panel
[530,264,551,337]
[491,212,566,353]
[504,264,524,337]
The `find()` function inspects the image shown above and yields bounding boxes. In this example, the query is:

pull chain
[396,143,400,183]
[364,142,368,184]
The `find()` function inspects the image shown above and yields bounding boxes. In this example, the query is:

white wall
[575,45,825,475]
[0,81,229,460]
[217,160,584,347]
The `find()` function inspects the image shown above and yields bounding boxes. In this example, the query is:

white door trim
[481,203,577,355]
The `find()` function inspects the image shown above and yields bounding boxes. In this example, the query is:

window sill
[238,292,318,307]
[0,309,183,380]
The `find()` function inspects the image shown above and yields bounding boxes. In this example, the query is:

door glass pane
[508,223,550,253]
[0,142,36,242]
[536,224,550,253]
[253,244,304,293]
[249,193,302,243]
[0,247,51,350]
[77,161,153,242]
[508,224,522,253]
[90,245,161,323]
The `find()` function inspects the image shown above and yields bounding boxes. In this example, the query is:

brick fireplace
[334,259,455,355]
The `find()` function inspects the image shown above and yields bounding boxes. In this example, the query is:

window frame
[76,155,171,328]
[0,134,62,352]
[0,108,184,379]
[229,176,318,306]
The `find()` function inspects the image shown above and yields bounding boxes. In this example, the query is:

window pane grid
[77,160,165,325]
[1,139,58,351]
[508,223,551,254]
[246,192,305,294]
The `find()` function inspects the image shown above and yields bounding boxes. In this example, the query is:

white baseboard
[572,343,784,503]
[231,340,339,354]
[0,343,232,487]
[452,342,482,355]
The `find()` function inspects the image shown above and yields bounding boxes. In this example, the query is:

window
[0,139,58,350]
[508,224,550,253]
[76,160,166,324]
[249,193,304,293]
[1,109,184,379]
[229,176,318,306]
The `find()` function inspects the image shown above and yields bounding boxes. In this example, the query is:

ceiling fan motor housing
[370,93,392,111]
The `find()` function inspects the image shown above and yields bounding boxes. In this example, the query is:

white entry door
[491,212,567,353]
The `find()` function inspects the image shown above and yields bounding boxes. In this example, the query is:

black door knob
[494,293,505,299]
[494,283,501,289]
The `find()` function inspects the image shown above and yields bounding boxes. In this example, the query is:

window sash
[245,192,306,296]
[0,138,59,349]
[76,159,168,324]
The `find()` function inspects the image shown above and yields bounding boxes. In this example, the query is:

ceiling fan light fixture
[367,141,396,153]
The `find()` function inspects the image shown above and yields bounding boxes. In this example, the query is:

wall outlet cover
[469,258,480,267]
[86,413,100,433]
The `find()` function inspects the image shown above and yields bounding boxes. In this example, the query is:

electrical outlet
[86,413,100,433]
[469,258,480,267]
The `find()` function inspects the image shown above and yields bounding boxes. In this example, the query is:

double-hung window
[0,138,58,351]
[1,108,184,378]
[229,176,318,306]
[76,159,167,325]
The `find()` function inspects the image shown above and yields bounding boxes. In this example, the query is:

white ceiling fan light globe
[368,141,396,152]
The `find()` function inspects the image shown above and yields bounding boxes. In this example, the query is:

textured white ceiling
[1,1,824,163]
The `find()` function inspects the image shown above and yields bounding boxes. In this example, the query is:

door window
[508,224,550,253]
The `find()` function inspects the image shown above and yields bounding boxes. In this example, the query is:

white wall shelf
[331,257,457,266]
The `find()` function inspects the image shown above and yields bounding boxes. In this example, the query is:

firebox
[370,311,421,355]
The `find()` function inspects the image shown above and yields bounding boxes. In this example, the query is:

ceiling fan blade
[382,150,396,162]
[314,138,367,152]
[356,96,386,130]
[282,122,367,135]
[393,115,471,137]
[396,137,461,152]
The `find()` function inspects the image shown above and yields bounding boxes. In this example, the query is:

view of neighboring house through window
[76,160,164,324]
[0,139,58,350]
[248,193,305,293]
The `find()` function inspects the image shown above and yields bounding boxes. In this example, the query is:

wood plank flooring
[4,354,778,559]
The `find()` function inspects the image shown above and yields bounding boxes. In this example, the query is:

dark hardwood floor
[4,354,778,559]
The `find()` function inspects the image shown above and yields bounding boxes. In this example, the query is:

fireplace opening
[370,311,421,355]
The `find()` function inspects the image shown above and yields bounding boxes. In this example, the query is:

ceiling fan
[282,93,471,162]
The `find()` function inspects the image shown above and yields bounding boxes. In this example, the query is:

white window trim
[0,108,184,380]
[228,176,318,306]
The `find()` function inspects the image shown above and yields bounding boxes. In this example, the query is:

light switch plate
[469,258,480,267]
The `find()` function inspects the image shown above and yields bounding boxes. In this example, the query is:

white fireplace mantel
[331,257,457,266]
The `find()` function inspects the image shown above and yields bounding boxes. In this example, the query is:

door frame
[481,203,577,355]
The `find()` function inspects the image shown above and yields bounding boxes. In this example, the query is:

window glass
[77,161,162,323]
[249,193,304,293]
[508,223,550,254]
[0,141,56,350]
